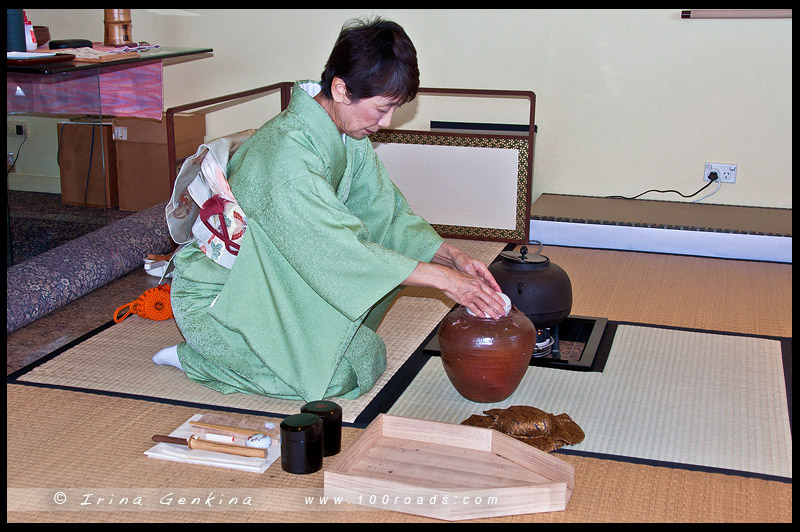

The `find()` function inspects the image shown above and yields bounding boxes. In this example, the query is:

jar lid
[280,413,323,441]
[466,292,512,318]
[301,400,342,417]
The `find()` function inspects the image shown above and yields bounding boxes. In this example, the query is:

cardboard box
[113,112,205,211]
[57,122,119,208]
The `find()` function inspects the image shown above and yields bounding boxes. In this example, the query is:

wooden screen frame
[371,128,531,243]
[372,87,535,244]
[166,85,535,243]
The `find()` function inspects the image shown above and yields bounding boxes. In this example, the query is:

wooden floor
[543,245,791,338]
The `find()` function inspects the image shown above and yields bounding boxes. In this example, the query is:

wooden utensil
[189,421,272,438]
[152,434,266,459]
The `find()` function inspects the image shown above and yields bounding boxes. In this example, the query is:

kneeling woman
[154,18,505,402]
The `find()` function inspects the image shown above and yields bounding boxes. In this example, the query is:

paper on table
[144,414,281,473]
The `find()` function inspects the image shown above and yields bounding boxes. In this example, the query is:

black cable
[604,174,718,200]
[84,124,97,207]
[7,130,28,267]
[7,131,27,267]
[6,130,27,177]
[56,122,66,169]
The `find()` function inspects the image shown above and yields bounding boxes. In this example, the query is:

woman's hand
[441,244,503,294]
[403,242,507,319]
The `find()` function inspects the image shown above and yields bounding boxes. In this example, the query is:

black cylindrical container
[280,413,323,474]
[301,400,342,456]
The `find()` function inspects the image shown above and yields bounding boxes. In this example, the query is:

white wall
[19,9,793,208]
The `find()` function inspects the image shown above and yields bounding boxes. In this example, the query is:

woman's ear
[330,77,352,104]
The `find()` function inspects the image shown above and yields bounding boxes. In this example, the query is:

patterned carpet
[7,190,131,266]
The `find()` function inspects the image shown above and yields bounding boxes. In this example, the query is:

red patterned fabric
[7,60,163,119]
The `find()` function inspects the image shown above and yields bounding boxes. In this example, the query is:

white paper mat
[388,325,793,479]
[144,414,280,473]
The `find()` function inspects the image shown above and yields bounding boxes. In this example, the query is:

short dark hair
[320,17,419,104]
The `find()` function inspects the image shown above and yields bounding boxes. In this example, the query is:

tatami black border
[553,448,792,484]
[7,380,295,421]
[530,214,792,238]
[7,316,792,483]
[6,319,117,382]
[538,241,791,264]
[352,325,441,428]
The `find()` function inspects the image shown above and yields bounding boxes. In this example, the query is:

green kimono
[170,80,444,402]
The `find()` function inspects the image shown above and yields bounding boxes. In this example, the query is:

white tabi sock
[152,344,183,372]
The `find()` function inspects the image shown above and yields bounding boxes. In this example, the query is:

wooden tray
[324,414,574,521]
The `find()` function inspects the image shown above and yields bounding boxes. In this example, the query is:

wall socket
[704,162,737,183]
[7,121,28,136]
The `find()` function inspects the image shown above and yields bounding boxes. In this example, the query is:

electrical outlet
[704,162,737,183]
[7,121,28,136]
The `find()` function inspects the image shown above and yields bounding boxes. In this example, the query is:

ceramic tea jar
[488,243,572,329]
[437,294,536,403]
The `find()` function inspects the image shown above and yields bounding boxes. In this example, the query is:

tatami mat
[388,325,792,479]
[11,239,506,425]
[7,384,793,523]
[8,241,793,523]
[10,239,792,478]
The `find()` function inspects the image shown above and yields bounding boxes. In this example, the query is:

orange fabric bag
[113,284,173,323]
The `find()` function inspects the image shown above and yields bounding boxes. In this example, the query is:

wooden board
[324,414,574,521]
[56,122,118,207]
[28,47,139,63]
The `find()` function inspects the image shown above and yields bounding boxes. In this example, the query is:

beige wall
[19,9,793,208]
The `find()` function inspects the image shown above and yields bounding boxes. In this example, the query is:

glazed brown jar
[437,296,536,403]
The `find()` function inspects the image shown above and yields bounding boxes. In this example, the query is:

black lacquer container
[301,400,342,456]
[280,413,323,474]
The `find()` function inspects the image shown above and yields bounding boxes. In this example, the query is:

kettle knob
[519,246,528,260]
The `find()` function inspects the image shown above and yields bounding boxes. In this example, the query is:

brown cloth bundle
[461,405,585,452]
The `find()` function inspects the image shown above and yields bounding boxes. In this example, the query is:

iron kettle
[488,242,572,329]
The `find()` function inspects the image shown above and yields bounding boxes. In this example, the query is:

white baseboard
[530,219,791,263]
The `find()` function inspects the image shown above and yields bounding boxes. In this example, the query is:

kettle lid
[499,241,549,265]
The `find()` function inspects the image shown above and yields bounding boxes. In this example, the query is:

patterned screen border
[370,130,532,243]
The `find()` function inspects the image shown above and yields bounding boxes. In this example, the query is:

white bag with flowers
[165,129,255,271]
